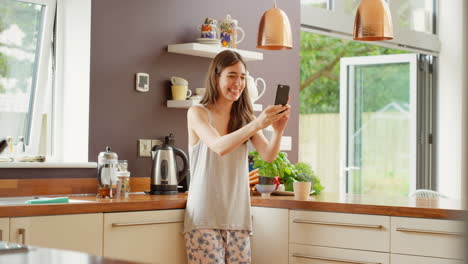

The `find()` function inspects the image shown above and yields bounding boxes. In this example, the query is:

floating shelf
[167,100,263,112]
[167,43,263,61]
[167,100,199,109]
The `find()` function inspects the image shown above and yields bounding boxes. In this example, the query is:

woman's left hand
[272,102,291,133]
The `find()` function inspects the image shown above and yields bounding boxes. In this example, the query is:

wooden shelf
[167,43,263,61]
[167,100,263,111]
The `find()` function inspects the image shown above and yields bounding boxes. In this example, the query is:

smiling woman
[0,0,91,166]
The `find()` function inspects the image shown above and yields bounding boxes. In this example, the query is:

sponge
[25,197,69,204]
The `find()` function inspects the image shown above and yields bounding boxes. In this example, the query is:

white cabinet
[251,207,289,264]
[290,210,390,252]
[391,254,464,264]
[390,216,464,260]
[10,213,103,255]
[290,244,390,264]
[103,209,186,264]
[0,218,9,241]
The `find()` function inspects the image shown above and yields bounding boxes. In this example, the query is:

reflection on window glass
[392,0,434,33]
[301,0,330,9]
[343,0,360,15]
[0,1,43,145]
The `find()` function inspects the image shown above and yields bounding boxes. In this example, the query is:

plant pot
[258,176,276,185]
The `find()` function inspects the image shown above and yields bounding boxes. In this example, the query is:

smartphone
[274,84,290,106]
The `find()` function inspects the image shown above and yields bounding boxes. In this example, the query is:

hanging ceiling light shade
[353,0,393,41]
[257,0,292,50]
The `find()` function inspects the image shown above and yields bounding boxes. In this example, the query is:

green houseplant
[249,151,324,194]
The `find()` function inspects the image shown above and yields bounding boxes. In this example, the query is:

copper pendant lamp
[353,0,393,41]
[257,0,292,50]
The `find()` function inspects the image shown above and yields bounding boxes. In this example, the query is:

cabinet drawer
[391,216,464,260]
[103,209,186,264]
[0,218,8,241]
[391,254,464,264]
[290,244,389,264]
[290,210,390,252]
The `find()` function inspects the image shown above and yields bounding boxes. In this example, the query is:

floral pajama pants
[184,229,251,264]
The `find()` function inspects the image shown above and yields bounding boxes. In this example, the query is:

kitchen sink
[0,196,95,205]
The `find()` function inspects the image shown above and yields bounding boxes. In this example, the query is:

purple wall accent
[0,0,300,179]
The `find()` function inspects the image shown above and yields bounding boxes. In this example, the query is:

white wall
[437,0,466,199]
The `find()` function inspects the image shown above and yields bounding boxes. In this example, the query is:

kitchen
[0,0,466,263]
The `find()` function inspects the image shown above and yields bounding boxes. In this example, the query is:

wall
[89,0,301,177]
[437,0,465,198]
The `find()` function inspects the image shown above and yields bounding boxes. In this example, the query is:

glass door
[339,54,418,196]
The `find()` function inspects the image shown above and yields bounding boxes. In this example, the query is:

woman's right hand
[254,105,289,130]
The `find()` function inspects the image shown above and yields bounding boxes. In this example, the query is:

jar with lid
[117,171,131,198]
[97,146,118,198]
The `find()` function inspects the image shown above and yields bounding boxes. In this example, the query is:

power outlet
[151,139,163,149]
[280,136,292,151]
[138,139,152,157]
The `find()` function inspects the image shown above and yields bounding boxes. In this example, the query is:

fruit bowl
[255,184,276,198]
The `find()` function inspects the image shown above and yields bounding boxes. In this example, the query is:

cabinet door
[290,210,390,252]
[251,207,288,264]
[10,213,103,255]
[103,209,186,264]
[290,244,389,264]
[0,218,9,242]
[391,254,464,264]
[391,216,464,259]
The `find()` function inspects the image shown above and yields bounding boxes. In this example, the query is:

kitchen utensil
[246,72,266,103]
[171,85,192,100]
[170,76,188,86]
[255,184,276,198]
[219,14,245,48]
[97,146,119,198]
[150,133,189,195]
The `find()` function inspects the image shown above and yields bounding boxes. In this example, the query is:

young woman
[184,50,291,264]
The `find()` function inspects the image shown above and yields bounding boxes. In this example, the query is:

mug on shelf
[171,76,188,86]
[171,85,192,100]
[219,14,245,48]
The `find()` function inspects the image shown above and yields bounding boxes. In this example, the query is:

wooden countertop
[0,193,464,220]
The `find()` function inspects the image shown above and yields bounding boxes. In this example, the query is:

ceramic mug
[247,72,266,103]
[204,17,217,25]
[171,85,192,100]
[219,14,245,48]
[196,24,217,32]
[200,31,217,39]
[171,76,188,86]
[293,182,312,200]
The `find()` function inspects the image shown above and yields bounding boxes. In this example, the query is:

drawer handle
[112,220,183,227]
[292,253,381,264]
[396,227,464,237]
[18,228,26,244]
[0,229,2,241]
[293,219,383,229]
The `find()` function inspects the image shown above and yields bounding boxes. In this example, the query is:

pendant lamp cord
[274,0,277,8]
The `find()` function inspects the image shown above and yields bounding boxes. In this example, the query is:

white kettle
[246,72,266,103]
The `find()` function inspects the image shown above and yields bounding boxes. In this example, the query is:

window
[0,0,91,165]
[0,0,55,156]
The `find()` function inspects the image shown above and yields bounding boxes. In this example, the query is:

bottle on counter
[116,160,131,198]
[14,136,25,161]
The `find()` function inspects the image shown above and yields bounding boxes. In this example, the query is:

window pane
[346,63,412,196]
[301,0,330,9]
[0,1,44,145]
[392,0,434,33]
[343,0,360,15]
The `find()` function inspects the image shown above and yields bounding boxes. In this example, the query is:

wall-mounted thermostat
[136,73,149,92]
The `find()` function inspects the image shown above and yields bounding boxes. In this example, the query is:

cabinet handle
[396,227,464,237]
[0,229,2,241]
[293,219,383,229]
[292,253,381,264]
[18,228,26,244]
[112,220,183,227]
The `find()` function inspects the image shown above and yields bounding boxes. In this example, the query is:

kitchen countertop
[0,193,464,220]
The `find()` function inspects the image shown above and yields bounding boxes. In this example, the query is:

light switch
[138,139,152,157]
[280,136,292,151]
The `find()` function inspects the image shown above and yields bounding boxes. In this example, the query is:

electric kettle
[150,134,189,195]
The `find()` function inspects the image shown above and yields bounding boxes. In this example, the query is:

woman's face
[217,62,246,102]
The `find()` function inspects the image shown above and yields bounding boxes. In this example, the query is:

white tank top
[184,105,252,233]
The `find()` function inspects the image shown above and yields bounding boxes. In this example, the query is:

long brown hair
[200,50,254,133]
